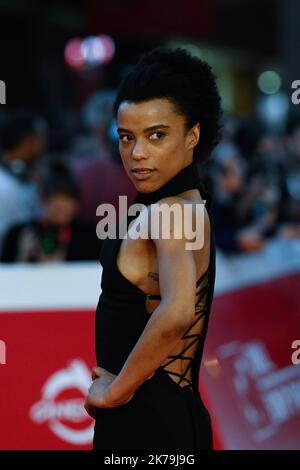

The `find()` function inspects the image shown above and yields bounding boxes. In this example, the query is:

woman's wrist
[107,377,136,406]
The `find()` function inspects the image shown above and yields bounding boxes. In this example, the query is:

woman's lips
[132,169,155,181]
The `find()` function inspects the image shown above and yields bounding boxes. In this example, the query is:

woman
[85,47,222,450]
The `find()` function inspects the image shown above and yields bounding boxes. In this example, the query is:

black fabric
[94,161,216,450]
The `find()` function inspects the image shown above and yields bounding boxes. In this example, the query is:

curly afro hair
[113,47,223,163]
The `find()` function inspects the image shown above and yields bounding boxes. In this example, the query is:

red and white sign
[0,308,95,450]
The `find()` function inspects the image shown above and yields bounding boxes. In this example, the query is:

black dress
[93,161,216,450]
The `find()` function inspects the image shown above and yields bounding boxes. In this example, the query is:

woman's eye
[119,134,133,143]
[149,131,165,140]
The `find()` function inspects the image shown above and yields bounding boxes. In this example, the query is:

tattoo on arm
[148,272,159,283]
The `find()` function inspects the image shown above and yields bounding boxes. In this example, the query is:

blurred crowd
[0,89,300,263]
[205,115,300,253]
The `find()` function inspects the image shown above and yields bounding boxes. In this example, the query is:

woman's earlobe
[188,124,200,149]
[194,123,201,146]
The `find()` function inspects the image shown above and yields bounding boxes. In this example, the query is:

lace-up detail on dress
[147,268,210,394]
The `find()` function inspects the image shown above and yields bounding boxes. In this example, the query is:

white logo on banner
[30,359,93,445]
[217,340,300,442]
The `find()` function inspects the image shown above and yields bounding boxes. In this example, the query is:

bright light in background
[107,119,118,142]
[99,35,116,63]
[64,35,115,71]
[81,35,115,66]
[81,36,105,65]
[257,91,289,130]
[257,70,282,94]
[64,38,85,70]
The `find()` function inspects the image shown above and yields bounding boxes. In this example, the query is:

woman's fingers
[92,366,104,380]
[84,400,96,419]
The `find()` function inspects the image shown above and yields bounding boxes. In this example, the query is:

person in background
[276,116,300,238]
[0,110,47,254]
[72,89,136,224]
[210,148,265,253]
[0,161,100,262]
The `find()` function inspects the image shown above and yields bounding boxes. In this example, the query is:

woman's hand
[84,366,135,418]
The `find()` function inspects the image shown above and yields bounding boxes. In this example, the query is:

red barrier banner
[0,238,300,449]
[0,310,95,450]
[201,272,300,450]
